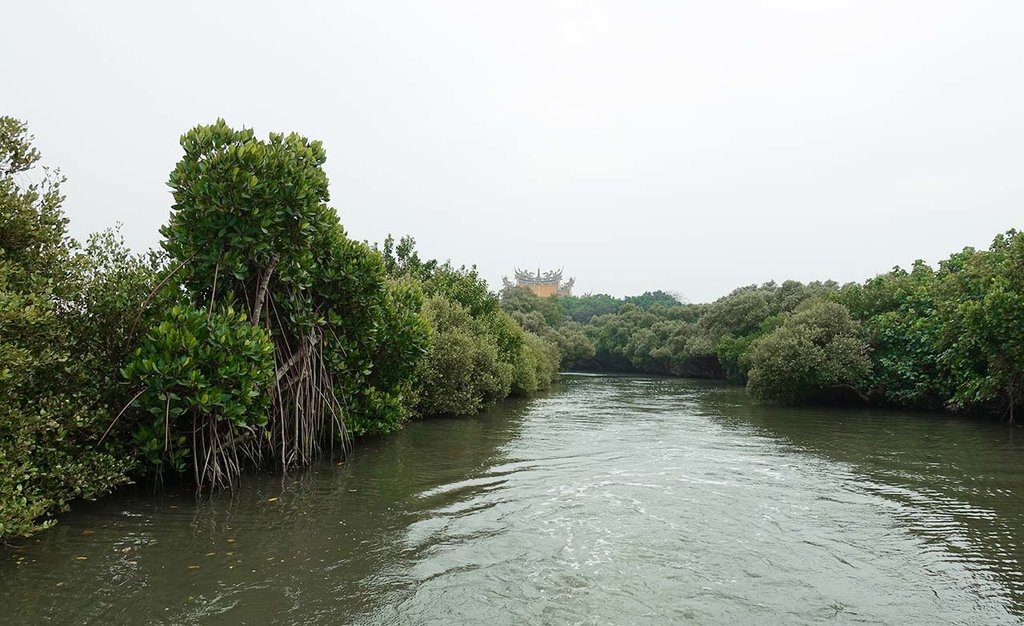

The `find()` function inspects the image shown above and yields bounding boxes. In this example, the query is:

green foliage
[836,262,946,408]
[425,266,497,318]
[578,281,837,383]
[586,303,716,376]
[0,275,132,536]
[163,119,332,294]
[499,286,597,369]
[559,292,624,323]
[554,238,1023,421]
[379,234,438,283]
[0,120,68,286]
[934,232,1024,419]
[343,275,429,436]
[511,331,561,395]
[378,237,562,417]
[66,230,169,447]
[379,235,497,318]
[713,314,784,382]
[624,290,682,309]
[138,121,430,483]
[415,295,511,415]
[5,113,1022,538]
[747,301,871,403]
[551,322,596,367]
[512,309,595,369]
[0,118,433,531]
[702,287,774,339]
[0,118,137,537]
[315,234,429,438]
[502,286,563,327]
[826,233,1024,419]
[124,304,274,476]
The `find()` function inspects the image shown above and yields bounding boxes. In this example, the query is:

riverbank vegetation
[0,118,559,538]
[502,238,1023,422]
[1,115,1020,539]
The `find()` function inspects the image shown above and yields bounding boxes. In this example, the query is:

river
[3,374,1024,624]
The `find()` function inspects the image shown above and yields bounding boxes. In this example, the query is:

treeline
[503,237,1023,422]
[0,119,559,538]
[3,115,1020,539]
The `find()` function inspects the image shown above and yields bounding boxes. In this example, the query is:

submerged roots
[190,326,352,492]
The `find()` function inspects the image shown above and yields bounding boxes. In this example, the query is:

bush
[747,300,871,403]
[935,232,1024,420]
[415,295,510,415]
[381,239,563,416]
[511,331,561,394]
[123,304,275,484]
[0,118,138,536]
[132,120,430,483]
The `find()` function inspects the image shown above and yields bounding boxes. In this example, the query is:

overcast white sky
[6,1,1022,301]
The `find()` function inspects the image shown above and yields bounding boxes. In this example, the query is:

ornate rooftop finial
[509,266,573,297]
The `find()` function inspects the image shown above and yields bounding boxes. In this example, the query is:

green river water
[3,374,1024,624]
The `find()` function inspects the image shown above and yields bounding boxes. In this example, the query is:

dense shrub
[0,118,142,536]
[511,331,561,394]
[836,262,947,409]
[125,120,430,486]
[746,300,871,403]
[558,293,623,323]
[380,239,563,416]
[502,286,595,369]
[414,295,511,415]
[123,304,275,483]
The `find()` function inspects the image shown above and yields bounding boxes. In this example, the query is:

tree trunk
[251,253,279,326]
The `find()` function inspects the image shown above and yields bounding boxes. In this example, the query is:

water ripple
[4,375,1024,625]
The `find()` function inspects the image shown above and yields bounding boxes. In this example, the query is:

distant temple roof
[503,267,575,297]
[514,267,562,285]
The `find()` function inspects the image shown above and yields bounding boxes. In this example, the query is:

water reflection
[699,382,1024,616]
[3,376,1024,624]
[1,395,534,624]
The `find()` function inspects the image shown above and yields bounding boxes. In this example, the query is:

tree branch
[276,333,321,384]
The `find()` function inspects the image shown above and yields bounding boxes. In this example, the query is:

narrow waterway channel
[4,374,1024,624]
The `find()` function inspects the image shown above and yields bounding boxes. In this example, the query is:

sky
[6,0,1023,302]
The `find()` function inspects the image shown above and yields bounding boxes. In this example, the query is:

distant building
[503,267,574,297]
